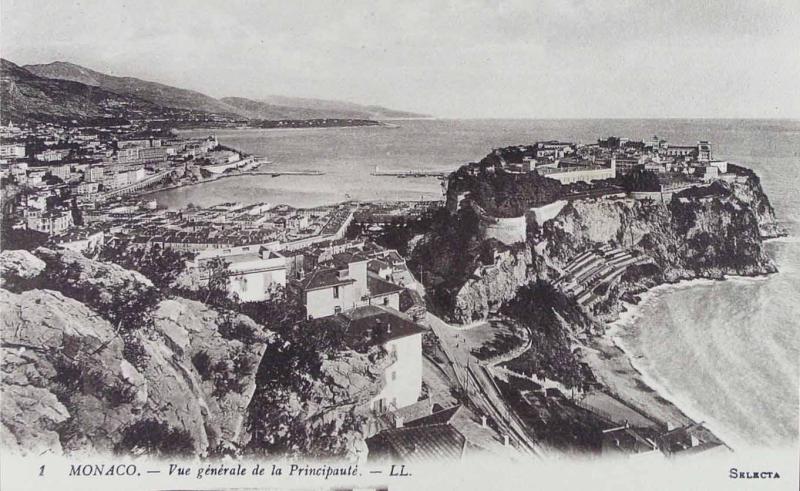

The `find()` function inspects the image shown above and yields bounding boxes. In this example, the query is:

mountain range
[1,59,426,124]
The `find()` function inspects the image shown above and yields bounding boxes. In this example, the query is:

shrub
[115,419,195,457]
[121,333,149,371]
[192,350,213,380]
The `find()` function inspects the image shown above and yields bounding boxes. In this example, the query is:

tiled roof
[328,251,367,269]
[300,268,355,291]
[367,258,390,273]
[404,405,462,428]
[400,289,425,311]
[343,305,426,344]
[367,273,404,297]
[369,424,466,462]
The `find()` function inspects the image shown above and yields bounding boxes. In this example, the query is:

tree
[201,257,231,306]
[115,419,195,457]
[99,242,191,291]
[619,168,661,192]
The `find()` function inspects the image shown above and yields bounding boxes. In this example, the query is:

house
[368,258,393,280]
[87,165,105,182]
[366,404,511,462]
[48,165,72,181]
[26,210,73,235]
[35,148,70,162]
[226,249,287,302]
[300,268,358,318]
[702,165,720,181]
[366,272,403,310]
[319,305,425,413]
[325,252,370,302]
[299,251,406,318]
[196,246,287,302]
[0,143,26,159]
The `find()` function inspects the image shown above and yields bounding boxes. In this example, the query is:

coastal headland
[408,139,784,455]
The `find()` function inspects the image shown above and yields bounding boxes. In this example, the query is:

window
[383,297,390,306]
[333,286,340,299]
[334,306,342,314]
[391,371,396,381]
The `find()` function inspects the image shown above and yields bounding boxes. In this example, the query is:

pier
[371,166,449,178]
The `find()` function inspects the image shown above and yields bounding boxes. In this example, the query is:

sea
[160,119,799,450]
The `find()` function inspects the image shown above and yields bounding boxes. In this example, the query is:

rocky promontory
[412,159,780,326]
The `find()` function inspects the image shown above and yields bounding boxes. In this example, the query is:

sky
[1,0,799,118]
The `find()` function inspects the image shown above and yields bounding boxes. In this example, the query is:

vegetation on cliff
[501,281,596,389]
[447,164,563,217]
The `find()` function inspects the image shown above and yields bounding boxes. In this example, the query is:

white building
[49,165,72,181]
[538,159,616,184]
[26,210,73,235]
[35,149,69,162]
[195,246,287,302]
[300,268,358,318]
[0,143,26,159]
[226,249,287,302]
[317,305,424,413]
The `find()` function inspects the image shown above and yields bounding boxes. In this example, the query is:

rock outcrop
[452,246,539,324]
[0,249,270,457]
[0,249,46,288]
[245,349,391,460]
[425,162,780,324]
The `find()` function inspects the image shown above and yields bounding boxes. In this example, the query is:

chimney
[503,435,510,447]
[481,416,488,428]
[666,421,675,431]
[395,416,404,428]
[690,433,700,447]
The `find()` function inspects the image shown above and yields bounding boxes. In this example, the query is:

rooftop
[367,273,404,297]
[341,305,426,344]
[300,268,356,291]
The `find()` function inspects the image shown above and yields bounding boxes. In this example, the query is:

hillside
[221,96,377,120]
[24,61,241,117]
[0,59,155,124]
[23,60,428,121]
[0,247,388,459]
[255,95,428,119]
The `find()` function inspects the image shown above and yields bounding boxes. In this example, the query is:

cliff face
[433,168,778,324]
[245,348,391,460]
[727,170,783,238]
[450,246,556,324]
[0,249,269,457]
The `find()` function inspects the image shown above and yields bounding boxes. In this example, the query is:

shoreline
[175,121,395,134]
[586,271,779,452]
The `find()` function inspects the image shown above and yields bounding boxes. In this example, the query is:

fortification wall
[529,200,567,226]
[479,214,527,245]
